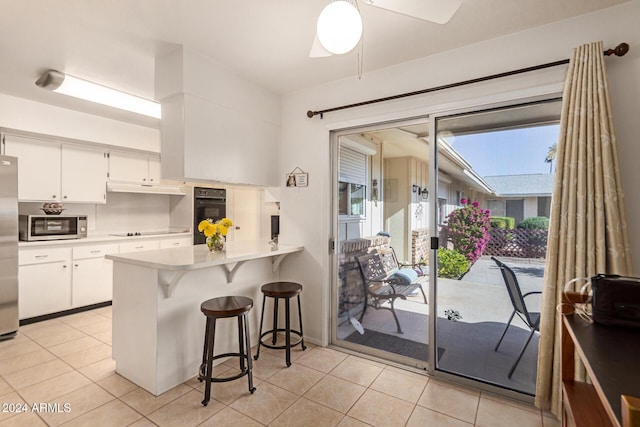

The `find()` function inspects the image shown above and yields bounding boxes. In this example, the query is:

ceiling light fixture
[316,0,363,55]
[35,70,161,119]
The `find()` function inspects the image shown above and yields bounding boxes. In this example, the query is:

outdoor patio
[338,256,544,395]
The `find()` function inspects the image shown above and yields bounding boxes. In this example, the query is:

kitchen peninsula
[106,240,303,395]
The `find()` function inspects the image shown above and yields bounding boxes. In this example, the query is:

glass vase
[206,235,225,252]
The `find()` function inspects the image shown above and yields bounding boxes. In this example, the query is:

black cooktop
[109,231,187,237]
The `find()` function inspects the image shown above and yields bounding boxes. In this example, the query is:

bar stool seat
[198,296,255,406]
[254,282,306,367]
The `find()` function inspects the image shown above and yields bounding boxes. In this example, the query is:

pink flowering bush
[444,199,491,264]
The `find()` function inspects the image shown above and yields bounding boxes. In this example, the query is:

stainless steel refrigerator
[0,155,18,339]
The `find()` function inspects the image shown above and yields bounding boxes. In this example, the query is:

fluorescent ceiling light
[36,70,161,119]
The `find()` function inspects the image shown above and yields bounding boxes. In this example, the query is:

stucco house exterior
[484,174,554,225]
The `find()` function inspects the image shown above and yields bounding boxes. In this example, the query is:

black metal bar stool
[254,281,306,367]
[198,296,256,406]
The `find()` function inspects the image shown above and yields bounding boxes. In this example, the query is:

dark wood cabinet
[562,314,640,427]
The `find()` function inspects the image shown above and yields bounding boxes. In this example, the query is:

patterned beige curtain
[534,41,633,414]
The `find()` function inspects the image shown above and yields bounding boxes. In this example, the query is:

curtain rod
[306,42,629,119]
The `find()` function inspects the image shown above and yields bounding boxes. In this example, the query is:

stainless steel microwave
[18,215,88,241]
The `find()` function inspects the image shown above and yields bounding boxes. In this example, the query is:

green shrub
[490,216,515,229]
[437,248,470,279]
[517,216,550,230]
[490,218,507,229]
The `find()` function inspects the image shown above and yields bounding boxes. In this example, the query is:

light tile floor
[0,307,560,426]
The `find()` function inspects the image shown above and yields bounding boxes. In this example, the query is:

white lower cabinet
[18,247,72,320]
[119,240,160,253]
[72,244,119,308]
[19,237,190,319]
[159,237,192,249]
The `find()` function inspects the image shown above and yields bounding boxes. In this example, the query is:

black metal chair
[355,248,428,334]
[491,256,542,378]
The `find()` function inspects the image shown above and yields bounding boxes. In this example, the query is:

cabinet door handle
[74,264,79,267]
[63,195,68,199]
[35,255,48,259]
[90,250,101,254]
[172,242,180,246]
[52,195,57,199]
[63,265,67,268]
[135,246,144,249]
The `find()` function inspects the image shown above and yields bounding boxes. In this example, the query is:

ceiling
[0,0,627,126]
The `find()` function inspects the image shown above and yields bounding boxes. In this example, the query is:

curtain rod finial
[605,42,629,57]
[306,110,316,118]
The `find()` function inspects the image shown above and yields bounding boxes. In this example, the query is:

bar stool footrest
[198,352,253,383]
[257,329,305,350]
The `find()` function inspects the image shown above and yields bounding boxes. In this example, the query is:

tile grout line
[3,307,555,427]
[3,314,119,426]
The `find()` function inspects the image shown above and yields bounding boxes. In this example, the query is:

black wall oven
[193,187,226,244]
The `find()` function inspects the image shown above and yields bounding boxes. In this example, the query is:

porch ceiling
[360,122,493,194]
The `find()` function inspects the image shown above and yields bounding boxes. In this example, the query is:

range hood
[106,182,186,196]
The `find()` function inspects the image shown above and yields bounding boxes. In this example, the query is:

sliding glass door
[331,118,431,369]
[330,96,561,397]
[431,99,561,395]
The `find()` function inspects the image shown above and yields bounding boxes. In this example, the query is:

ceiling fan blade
[363,0,463,24]
[309,33,332,58]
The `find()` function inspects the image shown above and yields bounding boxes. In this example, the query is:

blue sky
[448,124,559,177]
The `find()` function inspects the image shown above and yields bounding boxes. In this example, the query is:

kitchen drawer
[119,240,161,253]
[19,247,72,266]
[73,243,119,260]
[159,237,192,249]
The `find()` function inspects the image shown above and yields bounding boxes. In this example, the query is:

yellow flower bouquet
[198,217,233,252]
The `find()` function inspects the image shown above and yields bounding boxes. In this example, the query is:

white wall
[19,193,175,235]
[0,93,159,152]
[279,1,640,345]
[1,93,180,236]
[156,47,282,186]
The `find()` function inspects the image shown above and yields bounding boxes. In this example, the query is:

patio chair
[491,256,542,378]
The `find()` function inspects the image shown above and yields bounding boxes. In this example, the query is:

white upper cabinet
[4,135,61,201]
[148,155,161,183]
[61,145,107,203]
[108,151,161,184]
[3,134,107,203]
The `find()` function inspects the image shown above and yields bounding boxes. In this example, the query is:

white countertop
[106,240,303,271]
[18,231,192,247]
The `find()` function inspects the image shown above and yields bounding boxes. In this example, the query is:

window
[506,199,524,225]
[438,197,447,224]
[487,199,506,217]
[339,145,368,218]
[339,182,366,216]
[537,196,551,217]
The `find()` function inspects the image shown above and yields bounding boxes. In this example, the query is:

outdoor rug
[344,329,444,362]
